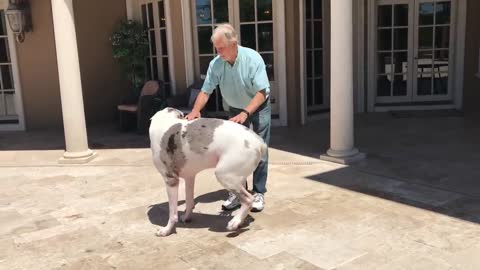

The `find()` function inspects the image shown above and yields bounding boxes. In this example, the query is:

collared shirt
[201,45,270,109]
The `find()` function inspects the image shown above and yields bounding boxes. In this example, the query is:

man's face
[213,38,236,62]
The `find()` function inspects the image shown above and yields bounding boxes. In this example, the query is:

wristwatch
[241,109,250,117]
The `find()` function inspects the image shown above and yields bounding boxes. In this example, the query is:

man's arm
[229,90,267,124]
[185,91,210,120]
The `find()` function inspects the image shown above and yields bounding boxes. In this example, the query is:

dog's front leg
[181,176,195,223]
[156,182,179,237]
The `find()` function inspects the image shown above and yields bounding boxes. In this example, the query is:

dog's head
[159,107,185,120]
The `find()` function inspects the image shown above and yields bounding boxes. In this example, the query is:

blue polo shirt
[201,45,270,109]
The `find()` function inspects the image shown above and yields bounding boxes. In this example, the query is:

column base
[59,150,97,164]
[320,149,366,165]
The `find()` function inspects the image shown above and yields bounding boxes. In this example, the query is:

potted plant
[110,20,149,99]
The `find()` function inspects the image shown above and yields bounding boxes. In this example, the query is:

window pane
[141,5,147,29]
[313,21,322,48]
[257,0,272,21]
[258,23,273,51]
[417,75,432,95]
[378,29,392,50]
[393,52,407,74]
[314,50,323,77]
[306,21,312,49]
[145,57,152,80]
[314,79,323,104]
[199,56,213,76]
[307,51,312,77]
[378,5,392,27]
[1,65,13,90]
[148,3,154,28]
[307,79,313,106]
[158,1,166,27]
[393,28,407,50]
[261,53,274,81]
[433,73,448,95]
[378,53,392,74]
[240,0,255,22]
[0,12,6,36]
[435,2,451,25]
[0,38,10,62]
[213,0,228,23]
[196,0,212,24]
[152,57,159,80]
[419,27,433,49]
[163,57,170,82]
[313,0,322,19]
[394,4,408,26]
[149,30,156,56]
[5,92,16,115]
[434,50,449,73]
[419,3,434,25]
[377,75,391,96]
[435,26,450,49]
[198,26,213,54]
[393,75,407,96]
[305,0,311,19]
[241,24,256,49]
[161,29,168,55]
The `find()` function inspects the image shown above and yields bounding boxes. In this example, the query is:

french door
[375,0,455,103]
[0,1,24,130]
[192,0,283,117]
[139,0,173,93]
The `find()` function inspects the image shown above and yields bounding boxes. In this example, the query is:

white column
[51,0,96,164]
[320,0,365,164]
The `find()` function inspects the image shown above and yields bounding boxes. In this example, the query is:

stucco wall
[15,0,128,130]
[463,0,480,113]
[15,0,62,130]
[74,0,129,125]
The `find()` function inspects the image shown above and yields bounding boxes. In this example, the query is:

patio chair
[117,80,165,133]
[166,79,205,115]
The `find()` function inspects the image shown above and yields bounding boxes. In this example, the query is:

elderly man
[185,23,271,212]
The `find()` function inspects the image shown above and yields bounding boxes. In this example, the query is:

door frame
[367,0,466,111]
[126,0,177,94]
[0,0,26,131]
[181,0,287,126]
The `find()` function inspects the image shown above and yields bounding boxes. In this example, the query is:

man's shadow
[147,189,254,236]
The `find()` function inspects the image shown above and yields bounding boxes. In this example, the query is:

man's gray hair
[211,23,238,45]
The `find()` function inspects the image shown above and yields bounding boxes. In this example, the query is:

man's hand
[185,110,201,121]
[229,112,248,124]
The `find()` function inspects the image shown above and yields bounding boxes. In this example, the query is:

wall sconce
[5,0,32,43]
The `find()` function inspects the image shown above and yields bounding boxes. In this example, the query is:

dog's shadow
[147,189,254,236]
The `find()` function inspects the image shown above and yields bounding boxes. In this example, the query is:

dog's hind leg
[227,183,253,231]
[181,176,195,223]
[156,179,179,237]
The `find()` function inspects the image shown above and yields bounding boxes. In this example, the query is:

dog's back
[149,110,266,179]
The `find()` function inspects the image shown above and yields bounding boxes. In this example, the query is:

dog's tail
[258,142,268,161]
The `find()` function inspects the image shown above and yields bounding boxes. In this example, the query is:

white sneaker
[222,192,241,211]
[251,193,265,212]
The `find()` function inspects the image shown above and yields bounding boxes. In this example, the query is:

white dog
[149,107,267,236]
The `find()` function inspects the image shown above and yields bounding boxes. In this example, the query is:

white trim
[299,0,306,125]
[181,0,194,87]
[164,0,176,94]
[275,0,287,126]
[374,104,456,112]
[0,4,26,131]
[367,0,375,112]
[454,0,466,110]
[356,0,366,113]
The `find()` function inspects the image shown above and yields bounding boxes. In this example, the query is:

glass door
[413,0,454,101]
[139,0,172,92]
[374,0,455,104]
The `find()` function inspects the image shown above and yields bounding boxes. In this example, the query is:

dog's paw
[227,217,242,231]
[156,227,174,237]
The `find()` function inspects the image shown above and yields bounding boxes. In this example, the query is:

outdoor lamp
[5,0,32,43]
